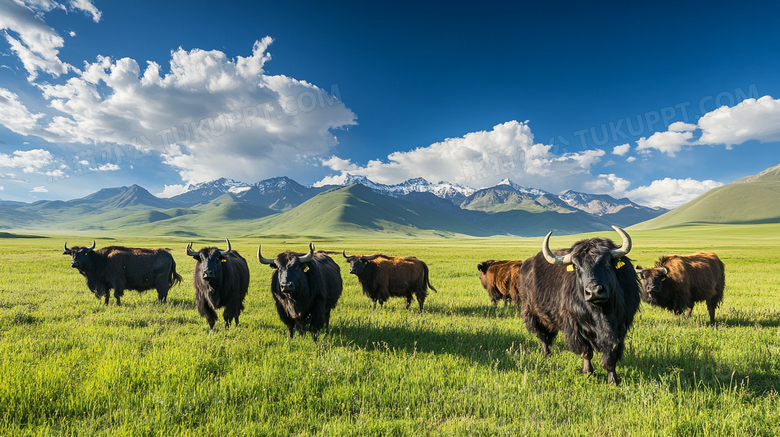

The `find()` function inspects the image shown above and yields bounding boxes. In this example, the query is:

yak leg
[706,298,718,325]
[582,350,595,375]
[404,296,412,310]
[324,308,332,330]
[601,344,623,386]
[113,285,124,306]
[197,299,218,330]
[415,286,427,314]
[523,311,556,357]
[685,304,694,318]
[223,301,241,329]
[606,367,620,386]
[311,312,326,342]
[155,276,169,303]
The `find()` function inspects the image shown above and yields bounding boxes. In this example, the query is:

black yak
[187,238,249,330]
[636,252,725,325]
[477,260,523,305]
[63,240,182,305]
[258,243,342,341]
[342,251,437,313]
[516,226,641,385]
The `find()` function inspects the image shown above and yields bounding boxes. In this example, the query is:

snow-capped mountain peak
[182,177,251,194]
[338,174,475,199]
[497,178,550,196]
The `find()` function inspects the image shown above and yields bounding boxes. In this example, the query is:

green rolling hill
[632,163,780,229]
[246,184,491,238]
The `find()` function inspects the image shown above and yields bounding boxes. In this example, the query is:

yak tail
[170,260,183,287]
[424,263,438,293]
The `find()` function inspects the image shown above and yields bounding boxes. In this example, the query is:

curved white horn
[609,226,632,258]
[541,231,572,265]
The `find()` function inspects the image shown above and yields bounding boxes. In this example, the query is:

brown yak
[476,260,523,305]
[636,252,725,325]
[342,251,437,313]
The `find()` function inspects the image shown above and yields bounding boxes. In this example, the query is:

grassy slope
[246,184,491,238]
[634,182,780,229]
[635,163,780,230]
[0,224,778,435]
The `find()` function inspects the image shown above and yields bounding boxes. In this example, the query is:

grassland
[0,224,778,436]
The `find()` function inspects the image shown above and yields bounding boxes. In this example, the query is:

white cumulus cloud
[623,178,722,209]
[0,148,54,173]
[155,184,187,198]
[0,88,46,135]
[635,96,780,156]
[316,120,607,193]
[697,96,780,147]
[97,163,119,171]
[30,185,48,192]
[612,143,630,156]
[636,125,695,157]
[0,0,80,80]
[565,172,721,209]
[20,39,357,184]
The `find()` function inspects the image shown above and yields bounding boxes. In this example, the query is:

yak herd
[62,225,726,385]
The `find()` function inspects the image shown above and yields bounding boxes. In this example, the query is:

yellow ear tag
[221,259,227,263]
[661,277,666,281]
[304,266,310,272]
[566,265,575,272]
[615,259,625,269]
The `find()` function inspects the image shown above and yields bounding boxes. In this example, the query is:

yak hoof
[607,372,620,386]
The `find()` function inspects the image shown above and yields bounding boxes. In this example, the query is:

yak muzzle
[280,282,296,294]
[71,261,80,268]
[584,284,609,303]
[202,270,217,284]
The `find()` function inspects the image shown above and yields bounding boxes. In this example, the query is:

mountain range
[0,174,672,237]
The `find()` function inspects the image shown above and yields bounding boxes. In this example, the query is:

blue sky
[1,0,779,208]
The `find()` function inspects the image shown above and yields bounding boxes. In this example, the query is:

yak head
[635,265,668,303]
[542,225,633,305]
[187,238,233,306]
[477,260,501,289]
[341,251,381,277]
[259,243,315,297]
[63,240,96,272]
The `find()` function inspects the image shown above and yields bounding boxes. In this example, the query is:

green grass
[635,179,780,230]
[0,225,779,435]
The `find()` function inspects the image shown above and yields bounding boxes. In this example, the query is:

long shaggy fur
[270,251,342,341]
[344,254,437,313]
[517,237,641,385]
[65,245,182,305]
[637,252,724,324]
[477,260,523,305]
[192,248,249,330]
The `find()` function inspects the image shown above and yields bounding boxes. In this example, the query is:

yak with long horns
[516,226,641,385]
[63,241,182,305]
[258,243,342,341]
[187,238,249,330]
